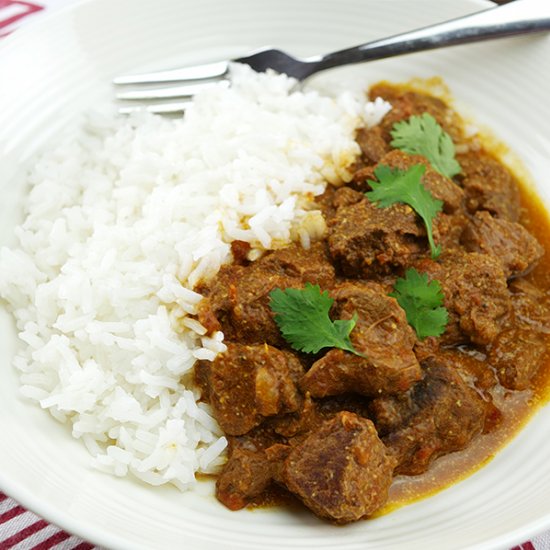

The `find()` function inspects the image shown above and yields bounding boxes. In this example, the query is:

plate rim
[2,1,549,549]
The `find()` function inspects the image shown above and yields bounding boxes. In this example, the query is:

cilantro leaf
[269,283,362,356]
[389,268,448,339]
[390,113,461,178]
[366,164,443,258]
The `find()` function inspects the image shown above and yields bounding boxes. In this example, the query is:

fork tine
[113,60,229,85]
[116,80,229,101]
[118,101,192,115]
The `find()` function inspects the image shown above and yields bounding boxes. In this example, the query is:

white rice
[0,64,390,490]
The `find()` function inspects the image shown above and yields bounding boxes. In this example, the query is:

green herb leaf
[389,268,448,339]
[390,113,461,178]
[269,283,362,356]
[366,164,443,258]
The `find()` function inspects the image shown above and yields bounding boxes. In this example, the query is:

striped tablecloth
[0,492,96,550]
[1,1,549,549]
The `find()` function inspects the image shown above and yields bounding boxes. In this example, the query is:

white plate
[1,0,550,549]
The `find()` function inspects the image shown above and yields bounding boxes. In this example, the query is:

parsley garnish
[269,283,362,356]
[390,113,461,179]
[366,164,443,259]
[389,268,448,339]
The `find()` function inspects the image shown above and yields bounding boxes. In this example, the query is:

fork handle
[306,0,550,76]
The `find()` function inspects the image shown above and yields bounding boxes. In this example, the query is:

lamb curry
[194,83,550,523]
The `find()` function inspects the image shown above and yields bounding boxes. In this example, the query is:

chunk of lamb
[195,343,304,435]
[369,85,464,144]
[456,150,521,221]
[461,210,543,278]
[300,281,422,397]
[197,242,335,346]
[371,150,465,213]
[369,391,416,437]
[433,212,470,253]
[415,252,510,345]
[384,359,489,475]
[215,425,293,511]
[216,447,276,510]
[283,411,396,523]
[370,348,499,437]
[488,279,550,390]
[268,392,374,441]
[327,190,424,276]
[331,151,464,276]
[355,125,390,166]
[352,150,467,252]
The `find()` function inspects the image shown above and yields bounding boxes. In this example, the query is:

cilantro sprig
[390,268,448,339]
[269,283,363,356]
[366,164,443,258]
[390,113,461,179]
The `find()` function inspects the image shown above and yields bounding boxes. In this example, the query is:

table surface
[0,0,548,549]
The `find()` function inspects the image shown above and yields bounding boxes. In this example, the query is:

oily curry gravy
[194,82,550,523]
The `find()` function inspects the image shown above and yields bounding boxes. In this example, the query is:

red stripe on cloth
[0,504,26,525]
[71,543,95,550]
[0,0,44,31]
[32,529,72,550]
[511,543,536,550]
[0,493,8,502]
[0,1,43,12]
[1,518,48,548]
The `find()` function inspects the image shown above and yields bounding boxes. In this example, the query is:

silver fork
[114,0,550,114]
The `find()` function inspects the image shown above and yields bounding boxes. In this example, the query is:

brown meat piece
[369,85,464,144]
[456,150,521,221]
[509,278,550,331]
[328,195,425,276]
[216,447,275,510]
[461,211,543,278]
[330,150,464,275]
[371,347,499,437]
[438,348,498,392]
[369,392,416,437]
[330,186,364,210]
[197,242,335,345]
[415,252,510,345]
[433,212,469,253]
[432,349,501,432]
[269,392,377,441]
[195,343,304,435]
[384,359,489,475]
[216,428,294,510]
[355,125,390,165]
[315,394,373,421]
[300,281,422,397]
[488,279,550,390]
[350,150,464,212]
[268,395,321,439]
[373,150,464,213]
[230,240,251,264]
[258,242,335,285]
[489,328,546,391]
[283,412,395,523]
[413,336,440,363]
